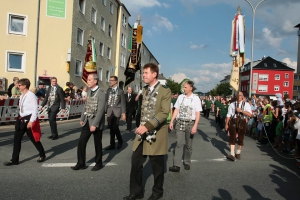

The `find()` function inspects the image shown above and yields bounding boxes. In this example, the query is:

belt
[178,119,195,122]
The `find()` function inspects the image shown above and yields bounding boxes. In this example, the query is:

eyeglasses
[109,79,116,82]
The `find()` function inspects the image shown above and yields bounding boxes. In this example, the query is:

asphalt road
[1,114,300,200]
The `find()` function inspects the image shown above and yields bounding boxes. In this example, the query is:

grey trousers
[173,122,195,167]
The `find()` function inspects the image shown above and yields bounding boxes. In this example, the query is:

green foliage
[166,78,180,94]
[208,83,231,96]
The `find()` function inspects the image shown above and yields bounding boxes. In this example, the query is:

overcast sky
[121,0,299,92]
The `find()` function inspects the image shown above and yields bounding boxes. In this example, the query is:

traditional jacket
[132,84,171,155]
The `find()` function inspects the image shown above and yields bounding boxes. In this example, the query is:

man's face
[174,93,178,98]
[51,79,57,86]
[109,78,117,87]
[143,68,156,85]
[69,84,74,88]
[183,83,192,94]
[127,87,132,94]
[87,75,97,88]
[238,92,243,101]
[39,85,44,89]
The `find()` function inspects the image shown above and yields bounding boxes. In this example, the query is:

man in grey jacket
[71,74,105,171]
[105,76,126,150]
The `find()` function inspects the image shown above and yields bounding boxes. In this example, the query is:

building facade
[0,0,157,93]
[241,56,294,97]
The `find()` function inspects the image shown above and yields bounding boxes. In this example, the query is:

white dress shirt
[174,94,202,120]
[226,101,252,118]
[19,91,38,122]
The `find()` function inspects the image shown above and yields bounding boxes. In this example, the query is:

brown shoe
[235,154,241,160]
[226,155,235,161]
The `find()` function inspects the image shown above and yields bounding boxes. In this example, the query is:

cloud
[169,61,232,92]
[170,73,187,83]
[262,27,283,49]
[152,14,174,32]
[190,44,208,49]
[282,58,297,70]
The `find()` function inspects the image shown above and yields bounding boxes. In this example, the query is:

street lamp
[245,0,266,98]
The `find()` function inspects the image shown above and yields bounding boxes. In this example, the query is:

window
[101,17,105,31]
[8,14,27,35]
[110,2,114,14]
[120,53,126,68]
[79,0,85,14]
[6,51,26,72]
[99,42,104,56]
[108,24,112,37]
[294,75,300,80]
[121,34,126,47]
[264,63,268,67]
[107,47,111,59]
[274,86,280,91]
[106,70,110,82]
[273,63,277,68]
[98,68,103,81]
[293,86,299,91]
[122,14,126,26]
[284,81,289,87]
[77,28,84,45]
[258,74,268,81]
[275,74,280,80]
[285,73,289,79]
[91,8,97,23]
[102,0,106,6]
[283,91,288,96]
[75,60,82,76]
[258,85,268,92]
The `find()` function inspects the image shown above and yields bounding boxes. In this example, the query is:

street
[1,114,300,200]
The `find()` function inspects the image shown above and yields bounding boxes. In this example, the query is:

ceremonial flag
[82,38,97,84]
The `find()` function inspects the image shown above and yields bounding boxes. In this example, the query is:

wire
[262,123,300,160]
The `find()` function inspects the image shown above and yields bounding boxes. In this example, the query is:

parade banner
[229,62,240,91]
[125,20,143,87]
[82,38,97,84]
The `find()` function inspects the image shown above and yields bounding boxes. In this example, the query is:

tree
[208,83,231,96]
[166,78,180,94]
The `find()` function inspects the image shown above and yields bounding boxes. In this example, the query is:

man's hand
[225,124,229,131]
[169,121,174,130]
[236,107,242,113]
[121,113,126,121]
[80,121,84,126]
[135,126,148,135]
[90,126,96,132]
[191,125,197,134]
[38,107,42,111]
[27,121,33,129]
[62,109,66,113]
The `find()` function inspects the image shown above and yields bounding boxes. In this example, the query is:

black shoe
[117,142,123,150]
[47,135,54,139]
[3,160,18,166]
[148,194,163,200]
[123,194,144,200]
[105,145,115,150]
[183,163,190,170]
[169,165,180,172]
[51,135,58,140]
[37,156,46,163]
[91,165,103,171]
[71,164,87,170]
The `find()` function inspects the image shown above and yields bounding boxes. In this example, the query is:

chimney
[295,23,300,73]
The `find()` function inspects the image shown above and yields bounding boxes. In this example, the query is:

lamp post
[245,0,266,98]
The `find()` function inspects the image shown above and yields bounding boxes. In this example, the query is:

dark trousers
[77,121,102,166]
[220,116,225,129]
[12,120,45,163]
[130,143,164,196]
[136,113,141,128]
[48,109,59,136]
[215,114,220,125]
[205,109,210,118]
[109,114,123,147]
[126,110,134,130]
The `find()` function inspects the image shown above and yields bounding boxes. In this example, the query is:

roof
[157,73,167,80]
[252,56,294,71]
[295,23,300,28]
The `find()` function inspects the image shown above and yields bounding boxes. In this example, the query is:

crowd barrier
[0,98,86,123]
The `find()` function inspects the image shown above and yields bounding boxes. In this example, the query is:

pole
[34,0,41,87]
[245,0,266,98]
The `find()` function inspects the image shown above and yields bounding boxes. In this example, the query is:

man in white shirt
[169,80,202,172]
[225,92,252,161]
[4,78,46,166]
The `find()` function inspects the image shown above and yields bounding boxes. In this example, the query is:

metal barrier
[0,98,85,123]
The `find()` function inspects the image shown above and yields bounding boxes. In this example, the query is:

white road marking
[41,162,117,167]
[207,157,227,161]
